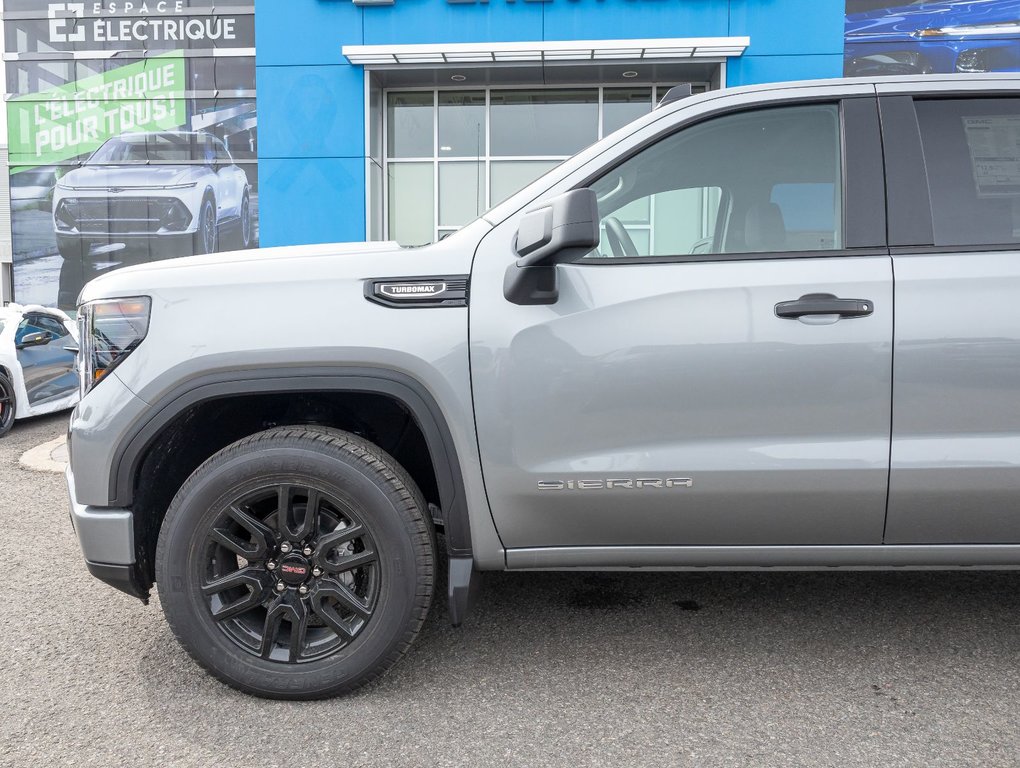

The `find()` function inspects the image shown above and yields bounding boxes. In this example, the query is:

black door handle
[775,293,874,319]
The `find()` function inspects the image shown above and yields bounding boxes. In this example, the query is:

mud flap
[448,556,479,628]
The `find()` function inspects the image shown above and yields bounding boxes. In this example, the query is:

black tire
[237,189,252,249]
[57,256,87,311]
[0,370,16,438]
[192,194,218,255]
[155,426,436,699]
[56,235,89,261]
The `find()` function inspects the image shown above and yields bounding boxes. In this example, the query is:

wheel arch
[113,366,473,558]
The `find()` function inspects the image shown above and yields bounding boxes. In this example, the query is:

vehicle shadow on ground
[136,567,1020,728]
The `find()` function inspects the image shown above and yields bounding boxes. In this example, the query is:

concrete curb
[19,436,68,474]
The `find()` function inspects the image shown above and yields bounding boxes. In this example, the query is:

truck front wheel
[155,426,436,699]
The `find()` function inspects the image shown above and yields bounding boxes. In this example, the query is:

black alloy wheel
[156,426,435,699]
[0,370,16,437]
[202,482,381,663]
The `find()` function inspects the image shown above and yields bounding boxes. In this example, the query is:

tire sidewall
[0,371,16,437]
[193,196,217,255]
[239,190,251,248]
[157,441,429,697]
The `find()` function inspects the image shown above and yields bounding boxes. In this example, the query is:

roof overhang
[342,37,749,66]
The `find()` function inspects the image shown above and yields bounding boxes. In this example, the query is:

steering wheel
[604,216,638,258]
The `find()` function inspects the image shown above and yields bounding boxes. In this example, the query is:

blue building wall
[255,0,845,247]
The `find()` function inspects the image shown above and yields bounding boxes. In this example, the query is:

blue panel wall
[256,0,366,246]
[543,0,729,41]
[364,0,543,44]
[259,158,366,247]
[256,0,846,247]
[727,54,844,87]
[727,0,844,86]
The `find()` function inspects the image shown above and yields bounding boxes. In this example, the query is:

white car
[0,303,79,437]
[52,130,252,262]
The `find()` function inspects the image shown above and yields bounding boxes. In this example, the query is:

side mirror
[16,331,52,349]
[504,188,600,305]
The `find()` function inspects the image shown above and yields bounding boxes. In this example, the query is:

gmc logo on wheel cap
[281,564,307,575]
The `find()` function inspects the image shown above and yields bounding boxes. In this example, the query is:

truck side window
[586,104,843,259]
[915,97,1020,248]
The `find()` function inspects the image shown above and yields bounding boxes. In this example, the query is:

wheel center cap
[278,554,311,585]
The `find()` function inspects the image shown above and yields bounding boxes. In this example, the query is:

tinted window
[587,104,843,259]
[34,315,69,339]
[916,98,1020,248]
[15,316,45,344]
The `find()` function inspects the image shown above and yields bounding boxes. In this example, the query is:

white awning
[342,37,749,66]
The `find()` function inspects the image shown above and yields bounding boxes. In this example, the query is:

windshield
[88,134,205,165]
[11,168,54,187]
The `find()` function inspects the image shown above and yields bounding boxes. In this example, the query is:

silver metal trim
[506,545,1020,570]
[377,281,448,299]
[343,37,750,66]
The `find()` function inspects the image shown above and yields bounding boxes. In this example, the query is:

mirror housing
[505,188,600,305]
[16,331,52,349]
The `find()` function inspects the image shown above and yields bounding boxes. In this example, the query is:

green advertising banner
[6,1,257,311]
[7,50,186,168]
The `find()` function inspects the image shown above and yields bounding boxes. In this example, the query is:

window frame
[381,83,710,244]
[570,96,888,267]
[881,92,1020,254]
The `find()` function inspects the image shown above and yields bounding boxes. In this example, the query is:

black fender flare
[110,366,473,558]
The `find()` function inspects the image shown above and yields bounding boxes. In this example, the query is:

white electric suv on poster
[52,130,252,262]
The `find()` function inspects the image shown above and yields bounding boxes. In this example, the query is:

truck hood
[77,219,492,304]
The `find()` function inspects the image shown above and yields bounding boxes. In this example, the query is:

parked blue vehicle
[845,0,1020,75]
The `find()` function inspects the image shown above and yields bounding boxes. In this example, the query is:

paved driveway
[2,412,1019,767]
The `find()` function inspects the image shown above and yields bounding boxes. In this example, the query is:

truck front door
[469,98,894,552]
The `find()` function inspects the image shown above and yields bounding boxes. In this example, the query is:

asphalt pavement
[2,413,1020,767]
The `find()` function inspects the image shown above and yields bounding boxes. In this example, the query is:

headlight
[78,297,151,397]
[915,22,1020,37]
[162,182,198,190]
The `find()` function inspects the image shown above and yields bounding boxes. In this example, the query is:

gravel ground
[3,413,1020,767]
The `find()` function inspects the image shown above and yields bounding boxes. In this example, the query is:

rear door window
[915,98,1020,247]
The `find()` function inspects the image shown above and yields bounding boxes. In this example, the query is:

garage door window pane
[490,89,598,156]
[439,162,486,227]
[388,163,433,246]
[387,92,434,158]
[490,160,561,206]
[439,91,486,158]
[603,88,652,135]
[916,98,1020,247]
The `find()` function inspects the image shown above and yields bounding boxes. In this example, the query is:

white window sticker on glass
[963,116,1020,197]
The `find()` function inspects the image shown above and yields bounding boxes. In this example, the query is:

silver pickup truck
[67,73,1020,699]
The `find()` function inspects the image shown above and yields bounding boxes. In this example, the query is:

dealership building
[255,0,842,250]
[2,0,859,305]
